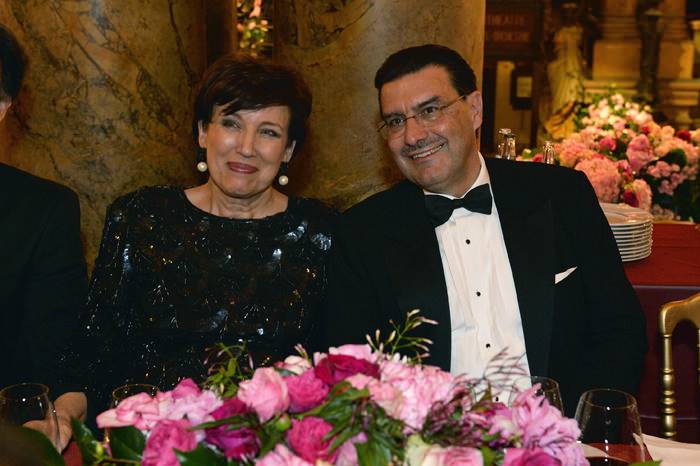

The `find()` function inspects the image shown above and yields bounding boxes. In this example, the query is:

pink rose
[329,344,377,363]
[314,354,380,386]
[503,448,561,466]
[286,417,338,463]
[274,355,312,375]
[141,419,197,466]
[285,369,330,412]
[676,129,691,142]
[622,188,639,207]
[598,136,617,152]
[631,179,652,211]
[257,444,314,466]
[171,378,200,399]
[626,134,655,172]
[238,367,290,422]
[422,445,483,466]
[335,433,367,466]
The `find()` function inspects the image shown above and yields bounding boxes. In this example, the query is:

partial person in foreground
[321,44,646,415]
[75,54,334,420]
[0,24,87,450]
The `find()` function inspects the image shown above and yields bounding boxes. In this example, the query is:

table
[623,223,700,442]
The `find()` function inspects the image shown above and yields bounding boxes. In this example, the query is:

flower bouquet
[520,91,700,220]
[71,313,651,466]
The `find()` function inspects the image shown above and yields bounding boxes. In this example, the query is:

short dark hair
[0,25,26,102]
[374,44,477,98]
[192,54,311,155]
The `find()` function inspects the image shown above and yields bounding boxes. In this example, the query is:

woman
[78,55,334,414]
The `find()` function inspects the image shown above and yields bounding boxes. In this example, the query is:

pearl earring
[197,161,208,172]
[277,162,289,185]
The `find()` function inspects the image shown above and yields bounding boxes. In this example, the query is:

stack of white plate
[600,203,654,262]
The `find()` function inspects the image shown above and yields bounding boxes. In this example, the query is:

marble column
[0,1,225,266]
[592,0,640,80]
[274,0,485,208]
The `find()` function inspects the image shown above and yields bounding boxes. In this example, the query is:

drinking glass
[0,383,60,447]
[111,383,159,408]
[509,375,564,413]
[575,389,644,465]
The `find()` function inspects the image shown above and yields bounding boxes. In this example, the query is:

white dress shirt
[426,154,530,382]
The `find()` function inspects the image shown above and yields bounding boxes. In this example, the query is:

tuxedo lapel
[380,182,452,369]
[486,159,555,376]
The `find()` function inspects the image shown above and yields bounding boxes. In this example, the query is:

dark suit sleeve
[22,188,87,396]
[568,170,647,398]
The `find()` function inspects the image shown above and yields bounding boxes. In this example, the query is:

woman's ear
[0,100,12,122]
[283,141,296,163]
[197,121,207,149]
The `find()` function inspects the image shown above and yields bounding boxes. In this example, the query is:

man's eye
[386,117,405,128]
[421,105,440,116]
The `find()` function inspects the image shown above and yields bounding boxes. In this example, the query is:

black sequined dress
[77,186,334,412]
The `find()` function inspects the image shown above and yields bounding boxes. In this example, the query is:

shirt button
[476,291,481,297]
[465,238,471,244]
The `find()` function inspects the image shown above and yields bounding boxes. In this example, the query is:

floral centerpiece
[70,313,646,466]
[520,91,700,220]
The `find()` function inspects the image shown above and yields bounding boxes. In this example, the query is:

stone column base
[658,79,700,129]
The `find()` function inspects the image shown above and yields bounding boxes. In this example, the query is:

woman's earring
[277,162,289,186]
[196,149,208,173]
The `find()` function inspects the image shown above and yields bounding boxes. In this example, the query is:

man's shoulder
[107,185,182,217]
[1,163,79,206]
[486,158,587,194]
[344,180,417,220]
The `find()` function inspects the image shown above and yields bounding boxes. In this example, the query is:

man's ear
[467,91,483,130]
[0,100,12,122]
[283,140,296,163]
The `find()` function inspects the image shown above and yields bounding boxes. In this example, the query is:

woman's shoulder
[106,185,184,220]
[289,197,338,222]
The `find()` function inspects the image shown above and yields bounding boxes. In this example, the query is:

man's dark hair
[374,44,477,97]
[192,54,311,155]
[0,25,25,102]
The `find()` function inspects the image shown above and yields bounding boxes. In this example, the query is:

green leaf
[480,446,498,466]
[629,462,661,466]
[175,444,227,466]
[71,418,105,465]
[356,436,392,466]
[109,426,145,461]
[0,425,66,466]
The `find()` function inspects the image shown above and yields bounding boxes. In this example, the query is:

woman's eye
[221,119,241,129]
[261,129,281,138]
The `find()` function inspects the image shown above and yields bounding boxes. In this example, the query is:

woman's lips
[227,162,258,174]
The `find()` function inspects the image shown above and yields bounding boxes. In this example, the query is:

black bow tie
[424,184,493,227]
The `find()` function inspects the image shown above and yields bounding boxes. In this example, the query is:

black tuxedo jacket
[320,158,646,415]
[0,163,87,394]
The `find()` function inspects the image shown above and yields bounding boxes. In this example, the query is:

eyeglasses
[377,95,466,140]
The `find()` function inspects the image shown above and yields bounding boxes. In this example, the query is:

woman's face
[198,104,294,200]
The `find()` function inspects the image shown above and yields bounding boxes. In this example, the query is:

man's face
[379,65,482,196]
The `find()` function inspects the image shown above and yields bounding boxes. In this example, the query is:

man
[322,44,646,415]
[0,24,87,450]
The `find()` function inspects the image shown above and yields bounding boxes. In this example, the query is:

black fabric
[320,158,647,417]
[424,183,492,226]
[71,186,335,419]
[0,163,87,398]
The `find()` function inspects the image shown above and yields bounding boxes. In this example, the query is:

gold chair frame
[659,292,700,439]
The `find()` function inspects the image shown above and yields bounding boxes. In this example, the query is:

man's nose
[402,116,428,146]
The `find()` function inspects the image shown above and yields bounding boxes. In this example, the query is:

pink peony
[141,419,197,466]
[96,392,161,430]
[205,397,259,459]
[162,380,222,428]
[555,141,589,168]
[335,433,367,466]
[421,445,484,466]
[631,179,652,211]
[502,448,561,466]
[314,354,380,386]
[285,369,329,412]
[329,344,377,363]
[238,367,290,422]
[257,444,314,466]
[286,417,338,463]
[626,134,655,172]
[574,157,622,203]
[274,355,312,375]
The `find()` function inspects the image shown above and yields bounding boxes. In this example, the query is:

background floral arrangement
[520,92,700,220]
[71,312,591,466]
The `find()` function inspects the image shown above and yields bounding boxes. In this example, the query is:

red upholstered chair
[659,292,700,439]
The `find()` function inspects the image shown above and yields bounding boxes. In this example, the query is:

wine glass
[0,383,60,447]
[509,375,564,413]
[575,389,644,466]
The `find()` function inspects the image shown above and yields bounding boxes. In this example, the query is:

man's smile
[407,142,446,160]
